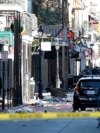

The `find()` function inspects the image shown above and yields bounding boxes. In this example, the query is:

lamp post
[38,25,44,99]
[55,41,61,89]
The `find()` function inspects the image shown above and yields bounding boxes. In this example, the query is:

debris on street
[7,93,73,113]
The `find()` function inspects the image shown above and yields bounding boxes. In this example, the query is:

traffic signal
[67,30,74,40]
[10,23,14,33]
[10,23,25,35]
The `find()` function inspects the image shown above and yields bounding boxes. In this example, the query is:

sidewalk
[6,92,73,113]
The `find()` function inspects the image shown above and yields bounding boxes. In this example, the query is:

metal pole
[18,12,22,104]
[62,0,69,91]
[13,11,22,106]
[2,61,5,110]
[56,48,60,88]
[38,38,43,99]
[13,11,19,106]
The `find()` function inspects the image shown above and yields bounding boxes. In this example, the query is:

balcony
[0,0,19,4]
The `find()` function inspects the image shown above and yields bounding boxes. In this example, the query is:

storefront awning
[89,13,100,21]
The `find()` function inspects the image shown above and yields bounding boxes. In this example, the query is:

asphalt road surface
[0,92,100,133]
[0,118,99,133]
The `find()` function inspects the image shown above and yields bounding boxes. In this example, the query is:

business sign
[1,51,8,61]
[41,42,51,51]
[0,31,14,45]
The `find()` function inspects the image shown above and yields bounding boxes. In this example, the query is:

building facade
[0,0,38,105]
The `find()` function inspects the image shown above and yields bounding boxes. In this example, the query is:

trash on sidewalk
[7,105,34,113]
[6,92,73,113]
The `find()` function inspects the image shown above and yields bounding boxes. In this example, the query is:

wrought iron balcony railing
[0,0,19,4]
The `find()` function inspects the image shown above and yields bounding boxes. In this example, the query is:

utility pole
[62,0,69,91]
[13,11,22,106]
[2,61,5,110]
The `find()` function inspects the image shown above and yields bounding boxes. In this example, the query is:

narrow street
[0,118,99,133]
[0,92,99,133]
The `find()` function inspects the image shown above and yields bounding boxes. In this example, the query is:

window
[79,79,100,88]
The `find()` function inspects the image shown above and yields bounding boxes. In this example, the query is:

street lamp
[38,25,44,99]
[55,40,61,89]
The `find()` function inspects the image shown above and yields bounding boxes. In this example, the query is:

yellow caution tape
[0,112,100,120]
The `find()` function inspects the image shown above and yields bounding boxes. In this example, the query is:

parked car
[73,75,100,111]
